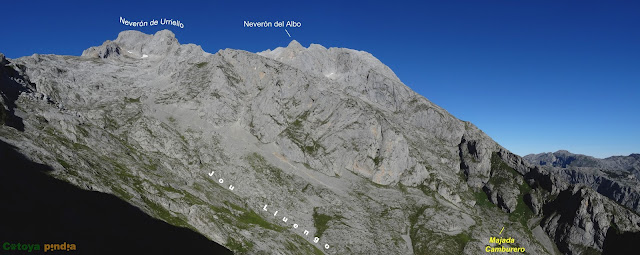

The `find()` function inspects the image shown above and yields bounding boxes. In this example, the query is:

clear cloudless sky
[1,0,638,158]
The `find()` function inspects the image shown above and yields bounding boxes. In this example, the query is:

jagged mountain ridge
[524,150,640,215]
[1,30,638,254]
[525,150,640,174]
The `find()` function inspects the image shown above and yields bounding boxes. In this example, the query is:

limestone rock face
[82,41,121,59]
[1,30,638,255]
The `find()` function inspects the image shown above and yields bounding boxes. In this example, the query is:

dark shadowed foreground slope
[0,140,232,255]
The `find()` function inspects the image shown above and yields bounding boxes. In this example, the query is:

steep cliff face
[1,30,638,254]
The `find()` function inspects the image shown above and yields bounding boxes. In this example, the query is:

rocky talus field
[1,30,638,254]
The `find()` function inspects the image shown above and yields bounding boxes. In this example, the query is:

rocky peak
[0,53,8,65]
[553,150,574,158]
[114,30,153,45]
[115,29,179,54]
[286,40,304,50]
[87,40,121,59]
[258,40,399,82]
[82,29,193,60]
[256,39,410,112]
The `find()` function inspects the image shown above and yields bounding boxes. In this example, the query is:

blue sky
[1,0,638,158]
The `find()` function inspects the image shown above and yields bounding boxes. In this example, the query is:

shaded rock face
[0,53,35,131]
[1,30,639,255]
[540,185,640,255]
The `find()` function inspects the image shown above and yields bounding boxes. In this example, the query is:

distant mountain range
[525,150,640,175]
[524,150,640,216]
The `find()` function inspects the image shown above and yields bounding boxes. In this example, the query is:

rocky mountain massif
[1,30,638,254]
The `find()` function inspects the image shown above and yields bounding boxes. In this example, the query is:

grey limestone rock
[1,30,638,255]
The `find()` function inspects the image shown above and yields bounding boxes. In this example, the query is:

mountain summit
[82,30,203,60]
[287,39,304,50]
[1,30,638,254]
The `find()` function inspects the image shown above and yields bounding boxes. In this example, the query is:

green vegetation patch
[313,207,342,238]
[286,236,325,255]
[508,182,534,227]
[226,236,253,253]
[380,206,401,218]
[453,232,472,248]
[489,153,517,188]
[474,190,496,208]
[180,192,205,205]
[111,185,134,200]
[490,153,535,227]
[142,196,187,228]
[103,115,119,130]
[56,158,71,169]
[124,97,140,103]
[222,201,284,231]
[418,183,435,196]
[239,210,282,230]
[409,205,428,226]
[195,62,208,68]
[397,182,408,193]
[245,152,289,186]
[146,161,159,171]
[372,156,383,166]
[75,125,90,137]
[217,62,242,85]
[411,228,469,255]
[282,111,325,156]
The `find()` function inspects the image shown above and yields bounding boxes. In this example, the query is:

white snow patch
[142,54,148,58]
